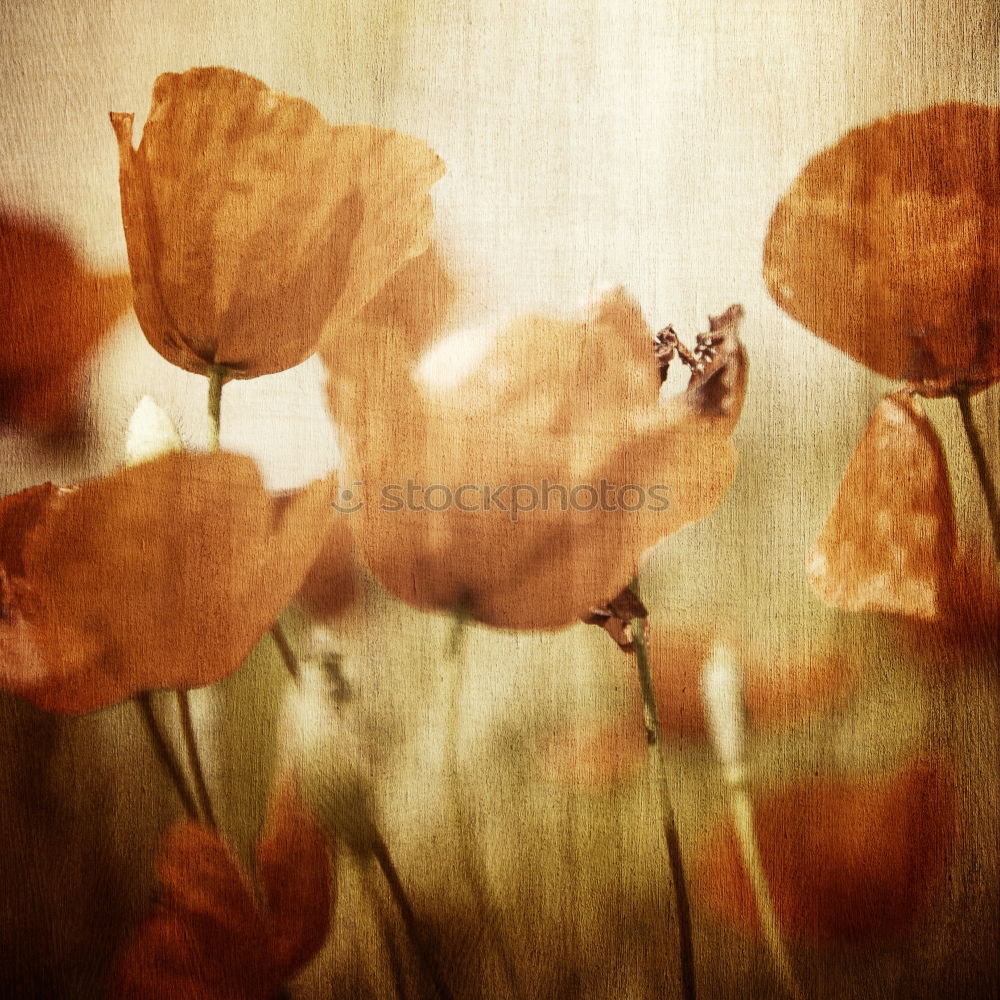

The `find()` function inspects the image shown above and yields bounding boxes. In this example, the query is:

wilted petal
[112,66,443,378]
[694,759,956,945]
[1,211,131,436]
[0,453,334,713]
[764,103,1000,390]
[808,390,956,619]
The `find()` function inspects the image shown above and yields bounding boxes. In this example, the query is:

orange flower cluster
[0,65,747,716]
[766,103,1000,630]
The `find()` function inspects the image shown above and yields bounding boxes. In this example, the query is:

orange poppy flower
[111,781,331,999]
[0,452,333,713]
[1,211,130,437]
[110,66,444,378]
[807,390,957,620]
[328,289,746,630]
[693,758,956,945]
[764,102,1000,394]
[296,513,361,624]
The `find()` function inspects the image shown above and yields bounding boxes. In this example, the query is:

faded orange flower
[764,103,1000,393]
[110,66,444,378]
[0,452,333,713]
[694,758,956,945]
[808,390,957,619]
[1,211,130,436]
[328,288,746,629]
[296,513,361,624]
[112,781,330,1000]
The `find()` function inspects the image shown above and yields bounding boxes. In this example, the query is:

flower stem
[176,689,218,829]
[726,783,804,1000]
[371,834,455,1000]
[630,590,697,1000]
[954,387,1000,568]
[270,620,300,682]
[207,364,225,451]
[136,692,199,820]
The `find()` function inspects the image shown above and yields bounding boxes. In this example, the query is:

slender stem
[362,864,411,1000]
[444,610,520,995]
[176,690,218,829]
[727,783,804,999]
[270,620,301,681]
[207,364,225,452]
[372,835,455,1000]
[136,693,199,820]
[954,387,1000,568]
[630,590,697,1000]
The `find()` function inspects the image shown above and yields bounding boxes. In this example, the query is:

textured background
[1,1,998,997]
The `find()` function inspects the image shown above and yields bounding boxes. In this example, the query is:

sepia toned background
[1,1,998,997]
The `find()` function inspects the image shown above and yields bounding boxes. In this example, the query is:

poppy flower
[764,102,1000,394]
[0,452,334,713]
[807,389,957,620]
[327,288,747,630]
[111,780,331,999]
[693,758,957,945]
[295,513,361,624]
[1,211,131,437]
[110,66,444,378]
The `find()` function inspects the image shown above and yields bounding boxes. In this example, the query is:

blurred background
[1,1,998,997]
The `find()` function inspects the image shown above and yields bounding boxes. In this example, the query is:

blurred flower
[896,540,1000,660]
[693,758,956,945]
[327,289,746,630]
[1,211,130,437]
[544,629,856,786]
[112,780,330,999]
[765,102,1000,394]
[808,390,957,619]
[296,514,361,624]
[0,452,333,713]
[110,66,444,378]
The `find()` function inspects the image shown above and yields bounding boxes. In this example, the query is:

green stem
[630,590,697,1000]
[136,692,199,820]
[954,387,1000,569]
[207,365,225,451]
[176,689,218,829]
[726,782,804,999]
[372,834,455,1000]
[270,620,300,682]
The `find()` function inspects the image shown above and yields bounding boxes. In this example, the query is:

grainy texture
[1,2,998,998]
